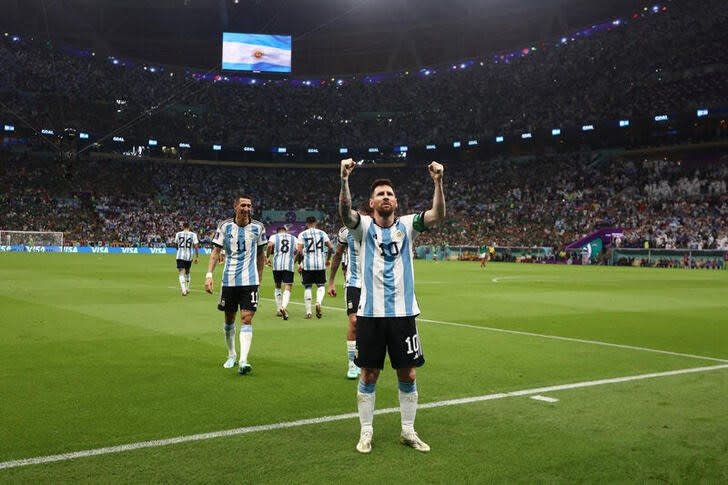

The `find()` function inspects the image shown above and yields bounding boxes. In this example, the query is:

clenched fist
[341,158,356,179]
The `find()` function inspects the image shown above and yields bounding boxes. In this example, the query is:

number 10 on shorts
[405,334,421,358]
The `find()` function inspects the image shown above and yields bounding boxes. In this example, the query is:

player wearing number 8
[205,196,268,375]
[296,216,334,319]
[174,221,199,296]
[339,159,446,454]
[266,226,298,320]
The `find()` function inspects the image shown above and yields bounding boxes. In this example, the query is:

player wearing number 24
[205,196,268,375]
[339,158,446,454]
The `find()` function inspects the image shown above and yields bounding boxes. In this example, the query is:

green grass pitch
[1,253,727,483]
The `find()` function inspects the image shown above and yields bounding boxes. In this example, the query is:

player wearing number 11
[205,196,268,375]
[339,158,446,454]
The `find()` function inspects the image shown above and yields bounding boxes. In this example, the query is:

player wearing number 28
[174,221,199,296]
[339,158,446,454]
[205,196,268,375]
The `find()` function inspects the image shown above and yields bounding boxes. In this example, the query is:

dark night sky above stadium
[3,0,645,74]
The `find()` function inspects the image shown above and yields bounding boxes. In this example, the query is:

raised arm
[339,159,360,229]
[423,161,446,229]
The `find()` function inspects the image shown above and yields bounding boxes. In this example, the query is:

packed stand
[1,0,727,152]
[2,148,727,251]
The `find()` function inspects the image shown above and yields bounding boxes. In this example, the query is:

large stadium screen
[222,32,292,73]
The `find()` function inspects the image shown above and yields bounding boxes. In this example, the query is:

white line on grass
[256,297,728,364]
[1,364,726,470]
[166,289,728,364]
[416,317,728,364]
[168,286,728,363]
[531,395,559,403]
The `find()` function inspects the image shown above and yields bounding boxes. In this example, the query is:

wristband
[205,272,213,279]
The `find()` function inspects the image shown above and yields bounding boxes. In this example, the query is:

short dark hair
[370,178,394,197]
[277,226,287,232]
[306,216,317,224]
[358,199,374,215]
[182,221,190,229]
[235,195,253,204]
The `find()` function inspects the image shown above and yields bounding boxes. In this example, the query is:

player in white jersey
[266,226,298,320]
[174,222,199,296]
[205,196,268,375]
[327,202,373,379]
[296,216,333,319]
[339,158,445,454]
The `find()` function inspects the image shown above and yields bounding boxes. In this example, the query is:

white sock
[274,288,282,309]
[178,274,186,291]
[304,287,312,314]
[185,274,190,291]
[316,286,325,305]
[239,324,253,363]
[357,381,376,433]
[347,340,356,364]
[399,381,418,434]
[224,323,236,358]
[282,289,291,309]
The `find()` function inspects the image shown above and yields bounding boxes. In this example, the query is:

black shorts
[218,285,259,313]
[273,270,294,285]
[345,287,361,316]
[176,259,192,271]
[354,316,425,370]
[301,269,326,286]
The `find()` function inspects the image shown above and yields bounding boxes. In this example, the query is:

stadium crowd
[2,150,727,252]
[1,0,726,151]
[2,0,727,256]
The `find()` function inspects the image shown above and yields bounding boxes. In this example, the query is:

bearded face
[370,185,397,218]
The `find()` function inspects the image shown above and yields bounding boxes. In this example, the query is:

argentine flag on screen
[222,32,292,73]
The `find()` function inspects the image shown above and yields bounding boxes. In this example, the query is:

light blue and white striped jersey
[297,228,331,271]
[269,232,297,272]
[337,226,361,288]
[212,218,268,287]
[350,213,427,317]
[174,230,199,261]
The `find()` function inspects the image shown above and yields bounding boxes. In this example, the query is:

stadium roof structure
[5,0,641,75]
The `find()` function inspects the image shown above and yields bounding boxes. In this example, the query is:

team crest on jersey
[393,230,404,241]
[246,232,255,241]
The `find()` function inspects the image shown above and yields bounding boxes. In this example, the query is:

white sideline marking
[256,297,728,364]
[531,395,559,403]
[416,317,728,364]
[1,364,726,470]
[165,289,727,364]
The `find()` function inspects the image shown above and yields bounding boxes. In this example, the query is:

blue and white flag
[222,33,292,73]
